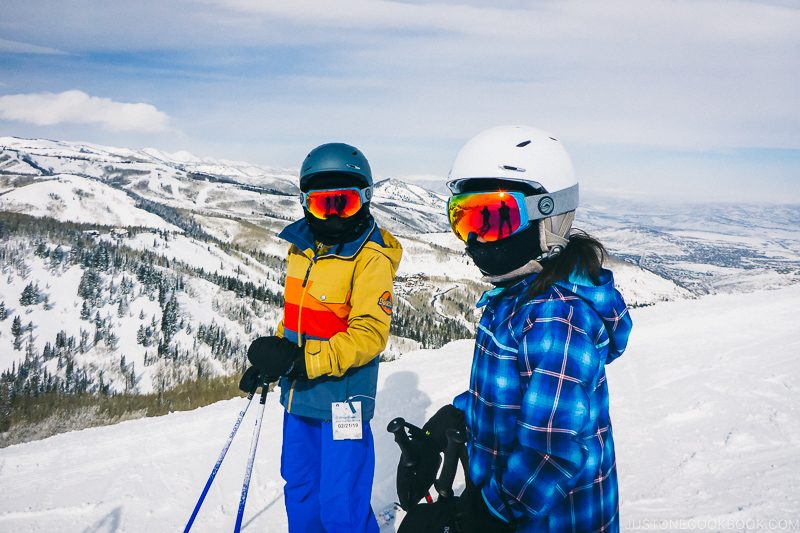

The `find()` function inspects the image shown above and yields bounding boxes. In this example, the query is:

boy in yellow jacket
[240,143,402,532]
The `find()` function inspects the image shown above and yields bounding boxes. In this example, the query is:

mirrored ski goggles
[448,191,529,242]
[447,184,579,242]
[300,186,373,220]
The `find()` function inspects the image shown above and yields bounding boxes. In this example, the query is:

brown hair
[529,230,607,297]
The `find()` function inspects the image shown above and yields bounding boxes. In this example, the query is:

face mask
[465,222,544,277]
[304,204,373,245]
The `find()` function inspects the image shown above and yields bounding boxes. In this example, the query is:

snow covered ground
[1,284,799,532]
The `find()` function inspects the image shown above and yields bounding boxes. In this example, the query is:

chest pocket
[305,257,354,308]
[307,279,351,306]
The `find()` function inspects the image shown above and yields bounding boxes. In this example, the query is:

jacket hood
[554,268,631,364]
[367,228,403,272]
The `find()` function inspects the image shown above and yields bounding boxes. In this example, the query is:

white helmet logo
[538,196,554,215]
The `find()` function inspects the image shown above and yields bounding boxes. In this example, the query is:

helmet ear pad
[301,171,367,192]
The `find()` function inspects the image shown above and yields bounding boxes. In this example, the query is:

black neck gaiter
[465,223,544,278]
[304,204,374,246]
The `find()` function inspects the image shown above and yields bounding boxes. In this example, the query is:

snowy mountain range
[1,136,798,407]
[0,136,798,531]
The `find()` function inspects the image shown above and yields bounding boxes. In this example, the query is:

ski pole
[387,417,435,505]
[434,428,465,499]
[233,382,269,533]
[387,417,416,468]
[184,385,258,533]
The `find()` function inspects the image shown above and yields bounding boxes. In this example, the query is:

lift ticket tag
[332,401,363,440]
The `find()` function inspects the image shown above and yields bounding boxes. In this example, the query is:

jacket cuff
[482,477,513,523]
[304,339,332,379]
[453,390,470,412]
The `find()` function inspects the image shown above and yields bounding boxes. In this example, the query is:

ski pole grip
[387,417,417,468]
[435,428,465,499]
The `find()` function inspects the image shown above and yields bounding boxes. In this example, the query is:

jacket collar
[476,269,539,308]
[278,218,377,259]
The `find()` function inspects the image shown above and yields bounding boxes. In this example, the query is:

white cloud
[0,90,169,132]
[1,0,797,201]
[0,38,68,55]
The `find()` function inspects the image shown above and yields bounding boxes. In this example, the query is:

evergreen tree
[144,326,153,347]
[161,294,179,344]
[50,244,65,267]
[79,329,89,354]
[55,330,68,350]
[137,324,146,345]
[127,362,136,392]
[11,315,22,350]
[19,282,40,306]
[158,282,168,306]
[117,297,128,318]
[0,300,6,320]
[80,300,91,320]
[78,269,102,304]
[25,336,37,360]
[107,329,119,350]
[34,242,48,257]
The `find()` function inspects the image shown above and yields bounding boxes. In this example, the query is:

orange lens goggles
[447,191,529,242]
[301,187,371,220]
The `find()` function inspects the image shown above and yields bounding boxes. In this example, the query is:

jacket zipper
[287,258,314,413]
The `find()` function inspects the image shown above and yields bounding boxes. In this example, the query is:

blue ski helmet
[299,143,373,192]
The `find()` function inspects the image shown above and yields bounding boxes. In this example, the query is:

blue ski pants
[281,411,379,533]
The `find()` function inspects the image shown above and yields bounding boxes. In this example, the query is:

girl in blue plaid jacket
[452,260,632,532]
[398,126,633,533]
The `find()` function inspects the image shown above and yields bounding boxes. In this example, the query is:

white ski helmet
[447,125,579,258]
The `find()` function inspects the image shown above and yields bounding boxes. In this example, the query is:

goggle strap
[522,183,579,221]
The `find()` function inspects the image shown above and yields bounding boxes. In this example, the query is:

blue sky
[1,0,798,202]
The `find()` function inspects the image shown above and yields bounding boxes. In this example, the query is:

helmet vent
[501,165,526,172]
[352,151,358,156]
[549,137,558,141]
[516,140,531,147]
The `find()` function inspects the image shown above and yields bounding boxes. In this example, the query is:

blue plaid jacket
[454,268,632,532]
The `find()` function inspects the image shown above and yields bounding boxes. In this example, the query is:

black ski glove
[398,497,459,533]
[422,404,466,453]
[396,405,466,510]
[247,336,306,380]
[456,484,513,533]
[238,366,265,393]
[398,486,512,533]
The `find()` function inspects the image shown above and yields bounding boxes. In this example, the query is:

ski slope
[1,286,799,531]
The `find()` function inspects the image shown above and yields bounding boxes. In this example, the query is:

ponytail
[529,230,606,297]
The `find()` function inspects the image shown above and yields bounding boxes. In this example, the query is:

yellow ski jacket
[275,217,402,420]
